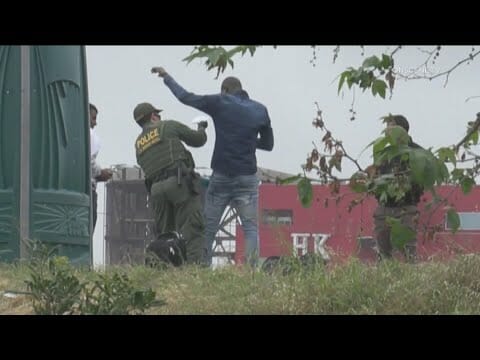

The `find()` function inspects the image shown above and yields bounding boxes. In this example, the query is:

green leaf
[358,138,380,158]
[226,46,257,61]
[409,148,436,189]
[380,54,392,69]
[183,46,260,76]
[352,69,363,79]
[346,77,355,89]
[183,54,197,64]
[436,147,457,166]
[338,71,350,94]
[451,168,465,181]
[460,177,475,194]
[373,136,390,160]
[447,208,461,233]
[387,217,416,250]
[206,48,226,65]
[182,46,218,64]
[374,147,392,166]
[227,46,249,57]
[362,55,381,68]
[409,149,427,185]
[386,125,409,146]
[278,174,302,185]
[435,159,450,184]
[359,71,373,90]
[468,129,479,145]
[297,177,313,208]
[372,79,387,98]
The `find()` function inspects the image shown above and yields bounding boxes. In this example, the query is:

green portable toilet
[0,46,91,265]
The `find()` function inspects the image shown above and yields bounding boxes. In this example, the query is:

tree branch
[313,102,364,173]
[465,96,480,103]
[390,46,402,57]
[395,50,480,86]
[419,187,457,238]
[455,113,480,152]
[339,144,364,172]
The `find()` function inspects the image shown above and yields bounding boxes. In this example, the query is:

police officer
[133,102,207,265]
[151,66,274,268]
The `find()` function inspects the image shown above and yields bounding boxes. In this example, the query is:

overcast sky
[85,45,480,265]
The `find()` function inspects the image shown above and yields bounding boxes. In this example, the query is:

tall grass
[2,255,480,314]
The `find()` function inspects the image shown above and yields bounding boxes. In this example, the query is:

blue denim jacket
[164,74,274,176]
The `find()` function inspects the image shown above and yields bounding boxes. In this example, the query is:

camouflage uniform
[374,139,424,262]
[373,205,419,260]
[134,103,207,264]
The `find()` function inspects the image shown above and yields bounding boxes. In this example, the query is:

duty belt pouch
[186,171,200,195]
[144,178,153,193]
[176,160,186,186]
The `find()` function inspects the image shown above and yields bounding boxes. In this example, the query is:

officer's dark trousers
[373,204,418,262]
[150,175,205,265]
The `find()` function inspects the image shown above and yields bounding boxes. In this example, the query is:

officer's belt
[155,167,195,181]
[155,168,181,181]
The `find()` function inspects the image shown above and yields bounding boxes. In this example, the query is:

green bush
[23,240,162,315]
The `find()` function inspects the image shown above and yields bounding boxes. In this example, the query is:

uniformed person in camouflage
[373,115,424,262]
[133,102,207,265]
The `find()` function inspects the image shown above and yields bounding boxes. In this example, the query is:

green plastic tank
[0,46,91,264]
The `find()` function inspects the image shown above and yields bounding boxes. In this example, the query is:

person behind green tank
[133,102,208,265]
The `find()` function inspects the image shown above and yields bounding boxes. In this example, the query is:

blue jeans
[204,172,259,267]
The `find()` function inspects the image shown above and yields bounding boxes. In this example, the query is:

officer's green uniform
[135,115,207,265]
[373,119,423,262]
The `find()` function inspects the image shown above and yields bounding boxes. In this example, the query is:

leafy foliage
[23,240,162,315]
[297,177,313,208]
[183,46,258,79]
[446,208,461,233]
[81,272,160,315]
[25,254,83,315]
[386,217,416,250]
[8,256,480,314]
[338,54,395,99]
[183,46,480,251]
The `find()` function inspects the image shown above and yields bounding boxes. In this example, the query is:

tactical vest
[135,122,192,181]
